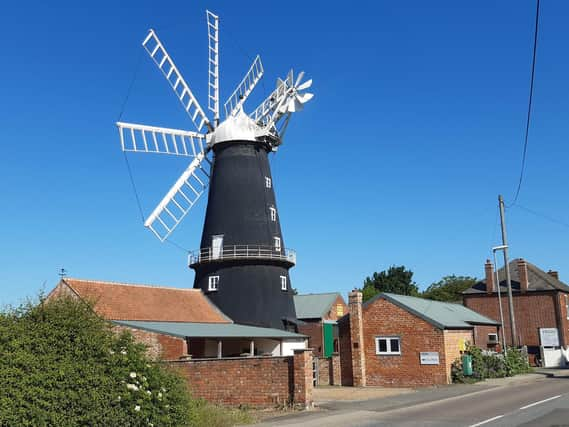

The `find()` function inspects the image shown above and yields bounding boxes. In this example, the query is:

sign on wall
[420,352,440,365]
[539,328,560,347]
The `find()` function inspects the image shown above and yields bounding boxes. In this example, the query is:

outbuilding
[339,291,500,387]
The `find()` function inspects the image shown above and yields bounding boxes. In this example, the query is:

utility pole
[498,195,518,347]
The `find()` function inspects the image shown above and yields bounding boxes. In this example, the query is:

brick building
[294,292,348,357]
[47,278,313,407]
[463,258,569,361]
[339,291,499,387]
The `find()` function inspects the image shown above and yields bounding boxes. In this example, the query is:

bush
[451,344,531,384]
[0,296,191,426]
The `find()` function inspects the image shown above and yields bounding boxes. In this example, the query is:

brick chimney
[348,291,366,387]
[485,259,494,294]
[547,270,559,280]
[518,259,529,293]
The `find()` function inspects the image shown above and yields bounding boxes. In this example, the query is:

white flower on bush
[134,405,141,412]
[129,372,137,379]
[157,392,162,399]
[109,349,115,355]
[126,383,139,391]
[146,390,151,395]
[120,349,127,355]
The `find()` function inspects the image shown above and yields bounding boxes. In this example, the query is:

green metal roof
[294,293,341,319]
[364,293,500,329]
[113,320,307,339]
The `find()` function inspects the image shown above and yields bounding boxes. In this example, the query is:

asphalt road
[260,373,569,427]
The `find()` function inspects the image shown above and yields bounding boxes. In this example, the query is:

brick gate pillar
[293,348,314,408]
[330,352,341,385]
[349,291,366,387]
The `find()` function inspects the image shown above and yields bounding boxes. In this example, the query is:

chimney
[518,259,529,293]
[485,259,494,294]
[547,270,559,280]
[348,291,366,387]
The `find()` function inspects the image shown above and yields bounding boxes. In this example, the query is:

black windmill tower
[116,10,314,330]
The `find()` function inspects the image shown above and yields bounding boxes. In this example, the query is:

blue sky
[2,0,569,306]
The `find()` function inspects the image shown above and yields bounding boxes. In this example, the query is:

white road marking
[519,394,562,410]
[469,415,504,427]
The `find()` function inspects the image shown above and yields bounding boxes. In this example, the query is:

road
[259,373,569,426]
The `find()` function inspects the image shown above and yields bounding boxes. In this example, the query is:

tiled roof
[464,259,569,294]
[294,293,341,319]
[58,278,231,323]
[113,320,307,339]
[364,293,500,329]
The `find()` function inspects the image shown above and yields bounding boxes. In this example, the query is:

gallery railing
[188,245,296,266]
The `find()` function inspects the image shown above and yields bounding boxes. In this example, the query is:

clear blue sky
[2,0,569,306]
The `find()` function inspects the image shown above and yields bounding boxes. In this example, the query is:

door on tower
[212,235,224,260]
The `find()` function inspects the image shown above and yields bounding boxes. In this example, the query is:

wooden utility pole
[498,195,518,347]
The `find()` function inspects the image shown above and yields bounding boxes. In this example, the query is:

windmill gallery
[47,9,522,408]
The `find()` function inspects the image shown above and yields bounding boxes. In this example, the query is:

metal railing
[188,245,296,266]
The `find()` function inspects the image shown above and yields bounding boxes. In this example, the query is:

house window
[336,305,344,317]
[274,236,281,252]
[208,276,219,292]
[265,177,272,188]
[280,276,287,291]
[269,206,277,222]
[488,333,498,343]
[375,336,401,355]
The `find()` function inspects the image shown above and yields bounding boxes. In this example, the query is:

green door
[323,323,334,358]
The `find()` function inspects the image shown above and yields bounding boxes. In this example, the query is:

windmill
[116,10,313,330]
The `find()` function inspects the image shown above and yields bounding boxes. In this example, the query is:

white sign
[420,352,440,365]
[539,328,560,347]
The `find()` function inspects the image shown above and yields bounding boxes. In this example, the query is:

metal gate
[312,358,318,386]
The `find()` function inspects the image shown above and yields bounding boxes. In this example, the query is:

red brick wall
[298,320,323,356]
[558,293,569,347]
[464,292,565,347]
[169,352,313,408]
[338,317,353,386]
[113,325,187,360]
[324,295,349,321]
[317,357,330,385]
[362,299,448,387]
[473,325,501,349]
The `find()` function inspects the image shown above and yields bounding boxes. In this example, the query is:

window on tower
[269,206,277,222]
[208,276,220,292]
[280,275,287,291]
[274,236,281,252]
[265,177,272,188]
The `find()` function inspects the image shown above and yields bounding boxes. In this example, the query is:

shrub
[0,296,191,426]
[451,343,531,384]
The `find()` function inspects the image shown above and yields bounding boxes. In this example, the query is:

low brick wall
[113,324,187,360]
[168,349,313,408]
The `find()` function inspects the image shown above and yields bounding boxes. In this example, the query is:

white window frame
[375,336,401,355]
[265,177,272,188]
[280,275,287,291]
[208,276,220,292]
[274,236,281,252]
[269,206,277,222]
[488,333,498,343]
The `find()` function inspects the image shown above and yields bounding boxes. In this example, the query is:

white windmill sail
[206,10,220,124]
[224,55,264,117]
[142,29,212,133]
[144,152,211,241]
[117,122,207,157]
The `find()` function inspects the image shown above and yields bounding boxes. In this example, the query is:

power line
[512,203,569,230]
[508,0,540,207]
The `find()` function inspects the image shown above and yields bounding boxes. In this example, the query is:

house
[48,278,307,359]
[294,292,348,358]
[463,258,569,362]
[339,291,500,387]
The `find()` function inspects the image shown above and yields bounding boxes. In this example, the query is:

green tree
[0,296,191,426]
[422,275,477,303]
[361,265,419,302]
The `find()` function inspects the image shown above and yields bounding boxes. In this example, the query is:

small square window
[274,236,281,252]
[375,336,401,355]
[280,276,287,291]
[488,333,498,343]
[269,206,277,222]
[336,305,344,317]
[208,276,219,292]
[265,177,272,188]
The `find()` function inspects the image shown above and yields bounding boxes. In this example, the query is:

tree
[422,275,477,303]
[361,265,419,302]
[0,296,192,426]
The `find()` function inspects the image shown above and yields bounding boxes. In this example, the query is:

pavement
[256,368,569,426]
